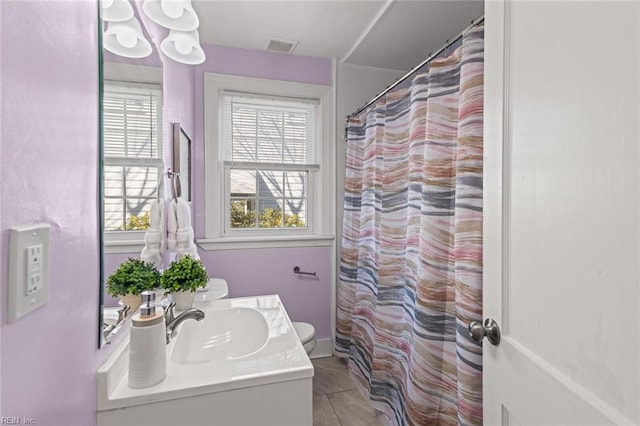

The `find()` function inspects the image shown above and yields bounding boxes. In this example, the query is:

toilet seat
[293,322,315,344]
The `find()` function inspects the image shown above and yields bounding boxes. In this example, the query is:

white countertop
[97,295,313,411]
[194,277,229,303]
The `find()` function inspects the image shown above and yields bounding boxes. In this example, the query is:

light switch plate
[8,224,50,322]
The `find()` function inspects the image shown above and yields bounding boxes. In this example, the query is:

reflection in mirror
[99,1,164,347]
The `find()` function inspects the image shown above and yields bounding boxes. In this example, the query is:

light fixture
[142,0,199,31]
[102,0,134,22]
[104,18,152,59]
[160,30,205,65]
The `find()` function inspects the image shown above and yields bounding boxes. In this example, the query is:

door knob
[468,318,501,346]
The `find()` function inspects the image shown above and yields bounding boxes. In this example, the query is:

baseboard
[309,338,333,359]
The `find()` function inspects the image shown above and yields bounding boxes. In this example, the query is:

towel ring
[167,169,182,201]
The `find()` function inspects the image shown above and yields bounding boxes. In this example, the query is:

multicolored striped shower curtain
[336,25,484,426]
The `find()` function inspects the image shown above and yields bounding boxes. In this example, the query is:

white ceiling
[193,0,484,72]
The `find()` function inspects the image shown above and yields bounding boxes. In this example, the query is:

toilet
[199,278,317,356]
[292,321,316,355]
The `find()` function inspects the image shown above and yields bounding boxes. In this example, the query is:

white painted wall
[334,62,406,265]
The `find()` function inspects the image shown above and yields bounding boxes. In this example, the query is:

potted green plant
[161,255,209,310]
[106,258,161,312]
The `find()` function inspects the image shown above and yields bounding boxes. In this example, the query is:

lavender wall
[1,1,103,424]
[161,57,195,192]
[103,48,162,68]
[206,247,332,339]
[192,45,334,339]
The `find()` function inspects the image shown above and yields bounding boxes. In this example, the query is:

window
[103,82,162,235]
[202,73,335,250]
[223,92,319,231]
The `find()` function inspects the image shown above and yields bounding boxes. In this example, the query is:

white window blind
[103,82,162,232]
[222,91,319,169]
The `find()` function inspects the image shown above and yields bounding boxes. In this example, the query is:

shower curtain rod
[346,15,485,120]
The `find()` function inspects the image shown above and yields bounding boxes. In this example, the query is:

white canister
[128,305,166,389]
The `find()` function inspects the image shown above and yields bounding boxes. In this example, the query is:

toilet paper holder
[293,266,316,277]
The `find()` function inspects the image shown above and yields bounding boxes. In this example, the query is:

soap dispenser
[128,291,167,389]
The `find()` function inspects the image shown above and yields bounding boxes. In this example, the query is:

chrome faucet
[166,308,205,344]
[162,299,176,326]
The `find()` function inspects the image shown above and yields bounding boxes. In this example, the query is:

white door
[482,1,640,424]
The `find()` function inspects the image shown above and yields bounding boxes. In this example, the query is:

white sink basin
[170,307,269,365]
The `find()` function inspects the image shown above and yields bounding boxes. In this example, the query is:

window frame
[201,73,335,250]
[102,63,163,254]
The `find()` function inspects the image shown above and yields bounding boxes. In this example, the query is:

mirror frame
[98,2,106,348]
[98,1,166,347]
[172,123,192,202]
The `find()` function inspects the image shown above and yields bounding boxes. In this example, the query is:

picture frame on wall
[172,122,192,202]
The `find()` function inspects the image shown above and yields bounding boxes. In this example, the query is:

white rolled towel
[175,197,198,260]
[176,229,192,249]
[144,229,162,250]
[176,198,192,228]
[157,199,165,252]
[140,246,163,267]
[140,199,165,268]
[149,199,163,229]
[176,229,199,260]
[167,199,178,251]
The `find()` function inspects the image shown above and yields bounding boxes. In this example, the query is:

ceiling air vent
[265,37,298,54]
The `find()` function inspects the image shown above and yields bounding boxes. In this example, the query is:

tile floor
[311,356,384,426]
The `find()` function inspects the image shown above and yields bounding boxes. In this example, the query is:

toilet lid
[292,322,315,344]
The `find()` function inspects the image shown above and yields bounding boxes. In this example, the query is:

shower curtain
[336,25,484,426]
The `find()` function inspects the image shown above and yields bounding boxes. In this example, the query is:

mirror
[99,2,164,347]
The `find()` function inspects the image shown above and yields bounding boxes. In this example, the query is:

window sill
[196,235,335,251]
[104,240,145,254]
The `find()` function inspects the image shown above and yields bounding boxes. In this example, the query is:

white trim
[500,0,512,336]
[204,72,335,246]
[308,338,334,359]
[330,58,338,348]
[196,235,334,251]
[223,161,320,171]
[104,231,146,253]
[104,241,145,254]
[483,2,506,423]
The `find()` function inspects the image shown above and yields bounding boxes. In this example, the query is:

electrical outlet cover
[8,224,50,322]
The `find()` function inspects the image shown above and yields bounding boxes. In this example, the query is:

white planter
[172,291,196,311]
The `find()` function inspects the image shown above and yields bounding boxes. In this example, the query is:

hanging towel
[140,199,165,268]
[174,197,199,260]
[166,199,178,251]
